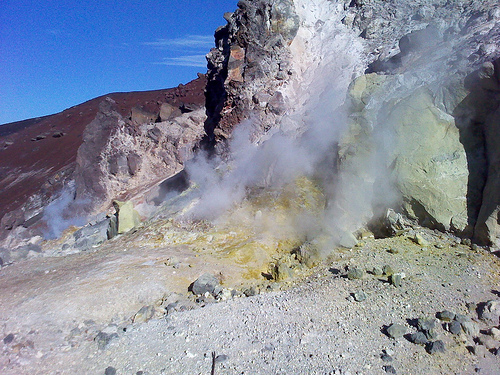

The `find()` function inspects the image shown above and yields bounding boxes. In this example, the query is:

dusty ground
[1,221,499,375]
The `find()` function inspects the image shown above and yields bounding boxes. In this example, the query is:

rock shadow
[452,58,500,244]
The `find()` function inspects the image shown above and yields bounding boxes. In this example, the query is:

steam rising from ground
[185,1,372,246]
[185,0,469,248]
[43,184,87,240]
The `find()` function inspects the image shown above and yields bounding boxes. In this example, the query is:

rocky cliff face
[74,97,205,215]
[204,0,500,247]
[205,0,299,152]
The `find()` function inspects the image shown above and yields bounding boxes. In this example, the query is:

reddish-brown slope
[0,76,207,222]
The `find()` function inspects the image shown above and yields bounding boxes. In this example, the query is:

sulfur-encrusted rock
[112,200,140,234]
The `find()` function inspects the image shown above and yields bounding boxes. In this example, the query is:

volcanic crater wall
[204,0,500,246]
[0,76,207,247]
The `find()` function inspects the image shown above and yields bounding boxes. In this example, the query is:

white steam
[186,121,315,220]
[43,184,87,240]
[186,0,371,242]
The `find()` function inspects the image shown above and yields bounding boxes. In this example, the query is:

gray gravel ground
[2,229,500,375]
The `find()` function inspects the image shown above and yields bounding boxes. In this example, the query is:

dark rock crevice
[454,58,500,245]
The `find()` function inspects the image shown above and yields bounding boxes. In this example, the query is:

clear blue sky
[0,0,238,125]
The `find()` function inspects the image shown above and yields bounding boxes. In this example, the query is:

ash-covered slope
[204,0,500,247]
[0,75,206,248]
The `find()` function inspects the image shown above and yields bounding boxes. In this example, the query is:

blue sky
[0,0,238,125]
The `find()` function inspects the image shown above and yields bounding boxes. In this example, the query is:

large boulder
[387,87,469,232]
[112,201,140,234]
[337,74,469,233]
[73,218,111,250]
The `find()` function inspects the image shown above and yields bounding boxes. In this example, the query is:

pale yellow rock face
[113,200,141,234]
[339,74,469,232]
[387,87,468,231]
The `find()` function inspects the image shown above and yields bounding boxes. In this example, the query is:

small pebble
[372,267,383,276]
[94,332,118,350]
[243,287,257,297]
[390,273,403,287]
[382,265,394,276]
[353,291,367,302]
[215,354,229,363]
[466,302,477,314]
[381,353,393,362]
[417,318,435,331]
[414,233,429,246]
[471,344,487,357]
[454,314,469,324]
[386,324,406,339]
[424,329,439,340]
[488,327,500,341]
[478,335,498,350]
[104,367,117,375]
[3,333,14,344]
[461,321,479,337]
[447,320,462,335]
[347,267,364,280]
[408,332,428,345]
[388,247,399,254]
[383,365,397,374]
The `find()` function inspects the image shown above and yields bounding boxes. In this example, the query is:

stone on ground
[191,273,220,296]
[386,324,407,339]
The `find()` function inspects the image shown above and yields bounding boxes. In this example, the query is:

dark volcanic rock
[407,332,428,345]
[436,310,455,322]
[204,0,299,149]
[417,318,436,332]
[191,273,220,296]
[72,219,111,250]
[3,333,14,344]
[426,340,446,354]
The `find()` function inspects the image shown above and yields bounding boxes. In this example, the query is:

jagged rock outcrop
[74,97,206,215]
[205,0,299,152]
[204,0,500,246]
